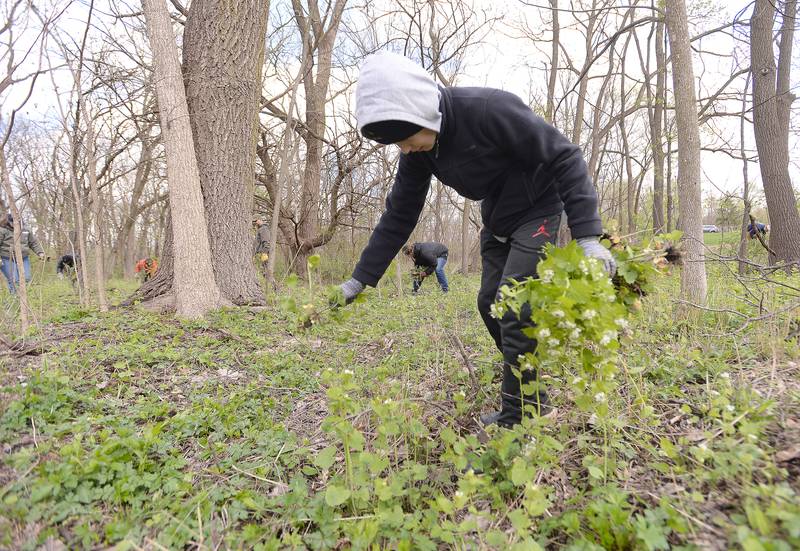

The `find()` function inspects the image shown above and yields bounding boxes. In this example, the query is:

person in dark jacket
[56,254,79,288]
[747,222,767,238]
[56,254,76,275]
[337,51,615,428]
[403,241,449,293]
[0,213,46,295]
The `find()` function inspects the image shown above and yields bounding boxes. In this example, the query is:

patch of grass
[1,260,798,549]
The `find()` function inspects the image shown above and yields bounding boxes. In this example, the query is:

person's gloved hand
[336,277,364,306]
[577,236,616,276]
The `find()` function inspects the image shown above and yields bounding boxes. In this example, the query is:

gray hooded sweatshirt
[352,51,602,287]
[356,51,442,135]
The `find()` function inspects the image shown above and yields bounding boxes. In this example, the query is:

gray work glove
[338,277,364,305]
[577,236,616,276]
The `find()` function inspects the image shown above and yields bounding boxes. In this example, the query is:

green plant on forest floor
[1,235,798,549]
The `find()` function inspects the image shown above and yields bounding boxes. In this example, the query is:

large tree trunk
[136,0,271,304]
[665,0,707,304]
[182,0,270,303]
[750,0,800,265]
[142,0,225,319]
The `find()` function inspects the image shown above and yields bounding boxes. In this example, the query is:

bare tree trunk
[545,0,559,123]
[67,146,90,304]
[665,106,674,232]
[738,72,752,275]
[665,0,707,304]
[434,182,443,243]
[0,146,30,331]
[461,198,470,273]
[750,0,800,265]
[181,0,270,303]
[118,126,154,279]
[618,63,636,235]
[290,0,347,278]
[651,17,666,233]
[142,0,225,318]
[78,101,108,311]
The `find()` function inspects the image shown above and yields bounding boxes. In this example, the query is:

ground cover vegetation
[1,236,798,550]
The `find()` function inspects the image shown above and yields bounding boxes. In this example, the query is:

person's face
[254,219,264,228]
[395,128,437,155]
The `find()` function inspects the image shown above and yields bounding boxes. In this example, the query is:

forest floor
[0,238,799,550]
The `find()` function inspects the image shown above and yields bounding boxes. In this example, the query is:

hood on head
[356,51,442,141]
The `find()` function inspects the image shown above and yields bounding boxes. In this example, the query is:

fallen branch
[0,334,50,357]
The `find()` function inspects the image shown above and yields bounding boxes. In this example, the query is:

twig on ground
[447,331,479,389]
[230,464,287,488]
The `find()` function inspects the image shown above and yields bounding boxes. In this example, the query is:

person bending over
[337,51,615,428]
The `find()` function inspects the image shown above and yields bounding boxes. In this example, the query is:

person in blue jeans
[0,213,46,294]
[403,242,449,293]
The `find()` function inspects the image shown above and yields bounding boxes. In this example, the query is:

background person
[402,241,449,293]
[0,213,46,295]
[253,218,271,274]
[134,257,158,282]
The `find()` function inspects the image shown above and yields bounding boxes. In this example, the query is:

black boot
[482,363,549,428]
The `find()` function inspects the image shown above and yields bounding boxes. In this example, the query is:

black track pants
[476,214,561,424]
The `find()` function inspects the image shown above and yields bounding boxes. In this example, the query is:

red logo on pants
[532,220,551,239]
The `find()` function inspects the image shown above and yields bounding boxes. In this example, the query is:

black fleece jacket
[412,242,448,268]
[353,86,603,287]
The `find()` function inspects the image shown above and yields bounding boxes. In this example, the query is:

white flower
[552,309,565,318]
[579,260,589,275]
[541,269,555,283]
[343,369,354,375]
[594,392,606,402]
[570,328,582,339]
[583,309,597,320]
[720,372,731,379]
[725,405,735,412]
[547,338,560,347]
[454,491,464,499]
[490,303,505,318]
[615,318,629,329]
[538,328,551,339]
[383,398,392,404]
[564,320,576,329]
[605,294,616,302]
[599,330,618,346]
[572,376,583,385]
